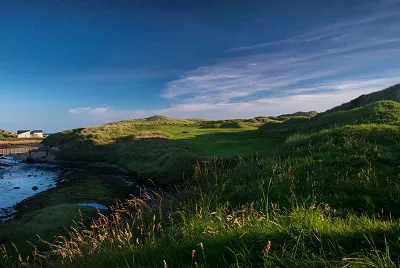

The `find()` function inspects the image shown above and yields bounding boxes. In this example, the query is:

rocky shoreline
[0,153,142,222]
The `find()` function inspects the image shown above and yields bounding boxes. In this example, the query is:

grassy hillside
[43,117,283,184]
[43,88,400,182]
[273,110,318,121]
[4,85,400,267]
[326,84,400,113]
[261,99,400,135]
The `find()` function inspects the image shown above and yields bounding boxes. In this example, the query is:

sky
[0,0,399,132]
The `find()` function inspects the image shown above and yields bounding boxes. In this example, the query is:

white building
[17,130,31,138]
[17,130,44,138]
[31,130,44,138]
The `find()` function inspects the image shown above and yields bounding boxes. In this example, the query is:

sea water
[0,156,59,221]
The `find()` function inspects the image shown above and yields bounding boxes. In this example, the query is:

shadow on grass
[52,129,284,184]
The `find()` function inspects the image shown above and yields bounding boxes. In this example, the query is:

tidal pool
[78,202,109,210]
[0,156,59,221]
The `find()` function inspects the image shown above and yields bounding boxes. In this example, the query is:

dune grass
[3,86,400,267]
[10,122,399,267]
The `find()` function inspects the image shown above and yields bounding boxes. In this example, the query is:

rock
[32,186,39,191]
[13,187,21,189]
[27,175,32,177]
[25,157,34,163]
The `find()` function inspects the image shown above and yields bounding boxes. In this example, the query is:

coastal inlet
[0,156,59,221]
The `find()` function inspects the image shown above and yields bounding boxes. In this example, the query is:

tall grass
[3,92,400,267]
[5,126,400,267]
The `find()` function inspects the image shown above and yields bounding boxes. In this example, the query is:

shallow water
[78,202,109,210]
[0,156,59,221]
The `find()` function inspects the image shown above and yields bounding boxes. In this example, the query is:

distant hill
[273,111,318,121]
[260,84,400,134]
[305,100,400,131]
[325,84,400,113]
[107,115,205,127]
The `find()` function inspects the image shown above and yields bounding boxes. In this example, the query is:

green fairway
[137,125,283,156]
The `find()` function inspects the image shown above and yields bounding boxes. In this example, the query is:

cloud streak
[68,2,400,125]
[68,106,109,114]
[162,1,400,108]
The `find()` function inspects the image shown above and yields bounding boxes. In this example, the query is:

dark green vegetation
[2,84,400,267]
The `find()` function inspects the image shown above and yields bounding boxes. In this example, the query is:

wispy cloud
[158,77,399,119]
[230,3,400,52]
[67,105,154,126]
[162,2,400,109]
[68,2,400,125]
[68,106,109,114]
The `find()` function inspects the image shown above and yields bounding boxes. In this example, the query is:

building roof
[31,130,43,133]
[17,130,30,134]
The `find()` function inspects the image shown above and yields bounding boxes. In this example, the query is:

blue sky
[0,0,399,132]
